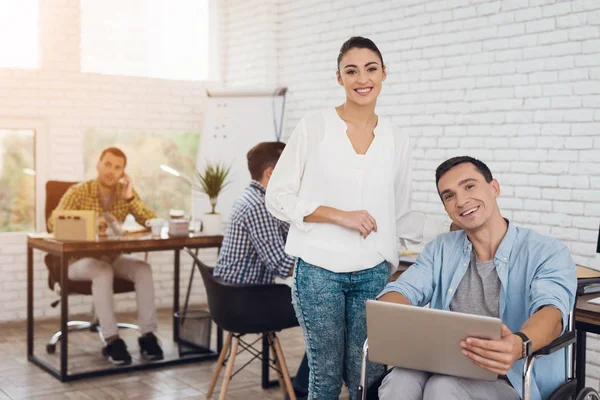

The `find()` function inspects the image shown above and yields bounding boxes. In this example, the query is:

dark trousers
[293,353,309,395]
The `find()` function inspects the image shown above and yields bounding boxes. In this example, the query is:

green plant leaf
[195,161,232,213]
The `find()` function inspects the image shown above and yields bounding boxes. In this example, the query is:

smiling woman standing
[266,37,451,400]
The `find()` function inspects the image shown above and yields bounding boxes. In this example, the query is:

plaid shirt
[47,179,156,232]
[214,181,295,284]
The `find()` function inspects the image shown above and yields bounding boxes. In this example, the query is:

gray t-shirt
[450,250,501,318]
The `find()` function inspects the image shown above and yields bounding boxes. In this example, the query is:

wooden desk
[27,232,223,382]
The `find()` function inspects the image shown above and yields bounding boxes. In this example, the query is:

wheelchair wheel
[576,387,600,400]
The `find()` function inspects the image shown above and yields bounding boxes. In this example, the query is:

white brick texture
[223,0,600,388]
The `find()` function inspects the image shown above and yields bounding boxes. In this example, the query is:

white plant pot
[202,213,222,235]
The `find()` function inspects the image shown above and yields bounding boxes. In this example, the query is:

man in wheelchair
[377,156,577,400]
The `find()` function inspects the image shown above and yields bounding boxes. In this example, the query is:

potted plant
[195,161,231,234]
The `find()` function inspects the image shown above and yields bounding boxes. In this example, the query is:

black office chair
[44,180,139,353]
[183,247,299,400]
[358,312,600,400]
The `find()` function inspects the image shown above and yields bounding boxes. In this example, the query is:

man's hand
[335,210,378,238]
[121,173,134,200]
[98,213,117,236]
[460,325,522,375]
[98,215,108,236]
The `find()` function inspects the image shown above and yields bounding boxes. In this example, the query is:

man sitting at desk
[214,141,295,284]
[378,156,576,400]
[214,141,308,399]
[48,147,163,365]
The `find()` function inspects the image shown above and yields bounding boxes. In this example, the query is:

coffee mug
[145,218,165,236]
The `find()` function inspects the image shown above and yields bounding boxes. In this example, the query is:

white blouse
[265,108,450,273]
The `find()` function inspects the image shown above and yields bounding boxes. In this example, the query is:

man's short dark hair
[435,156,493,191]
[247,141,286,180]
[99,147,127,167]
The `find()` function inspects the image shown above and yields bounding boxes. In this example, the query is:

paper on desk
[588,296,600,305]
[398,242,424,255]
[28,232,54,239]
[122,225,148,234]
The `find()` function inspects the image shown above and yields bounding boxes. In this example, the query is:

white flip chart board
[194,88,287,223]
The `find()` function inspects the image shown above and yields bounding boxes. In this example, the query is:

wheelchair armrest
[531,331,575,357]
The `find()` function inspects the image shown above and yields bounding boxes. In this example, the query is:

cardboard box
[53,210,97,241]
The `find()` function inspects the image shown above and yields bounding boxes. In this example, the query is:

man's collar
[93,179,118,196]
[494,219,516,264]
[91,179,100,195]
[461,218,516,263]
[249,180,266,194]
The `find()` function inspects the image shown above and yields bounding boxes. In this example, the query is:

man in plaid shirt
[48,147,163,365]
[214,141,296,284]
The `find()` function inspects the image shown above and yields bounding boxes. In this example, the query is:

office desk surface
[28,232,223,255]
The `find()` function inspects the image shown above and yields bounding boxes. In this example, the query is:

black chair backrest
[45,180,78,232]
[183,248,298,334]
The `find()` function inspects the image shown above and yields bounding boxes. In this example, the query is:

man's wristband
[514,331,532,359]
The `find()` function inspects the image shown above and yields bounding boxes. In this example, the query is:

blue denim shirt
[378,222,577,400]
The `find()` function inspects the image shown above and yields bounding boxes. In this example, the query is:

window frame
[0,119,48,235]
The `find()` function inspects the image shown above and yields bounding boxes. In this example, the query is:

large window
[0,0,39,69]
[0,129,35,232]
[80,0,210,81]
[83,130,200,221]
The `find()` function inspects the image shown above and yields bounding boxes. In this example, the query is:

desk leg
[173,249,180,343]
[576,329,586,393]
[27,246,33,357]
[60,255,69,381]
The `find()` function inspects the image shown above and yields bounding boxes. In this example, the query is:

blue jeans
[291,258,389,400]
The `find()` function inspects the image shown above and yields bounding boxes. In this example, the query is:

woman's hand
[335,210,378,238]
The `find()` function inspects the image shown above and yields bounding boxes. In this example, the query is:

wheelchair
[358,312,600,400]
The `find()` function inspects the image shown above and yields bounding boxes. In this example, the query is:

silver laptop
[366,300,502,381]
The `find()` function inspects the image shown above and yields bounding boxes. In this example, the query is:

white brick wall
[0,0,217,323]
[222,0,279,86]
[224,0,600,389]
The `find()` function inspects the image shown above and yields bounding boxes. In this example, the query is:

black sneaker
[138,332,164,361]
[102,338,132,365]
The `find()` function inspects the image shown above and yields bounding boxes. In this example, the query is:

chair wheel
[576,388,600,400]
[46,343,56,354]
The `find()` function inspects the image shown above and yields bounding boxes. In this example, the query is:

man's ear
[491,179,500,197]
[264,167,274,180]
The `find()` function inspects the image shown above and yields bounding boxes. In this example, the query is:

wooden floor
[0,309,350,400]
